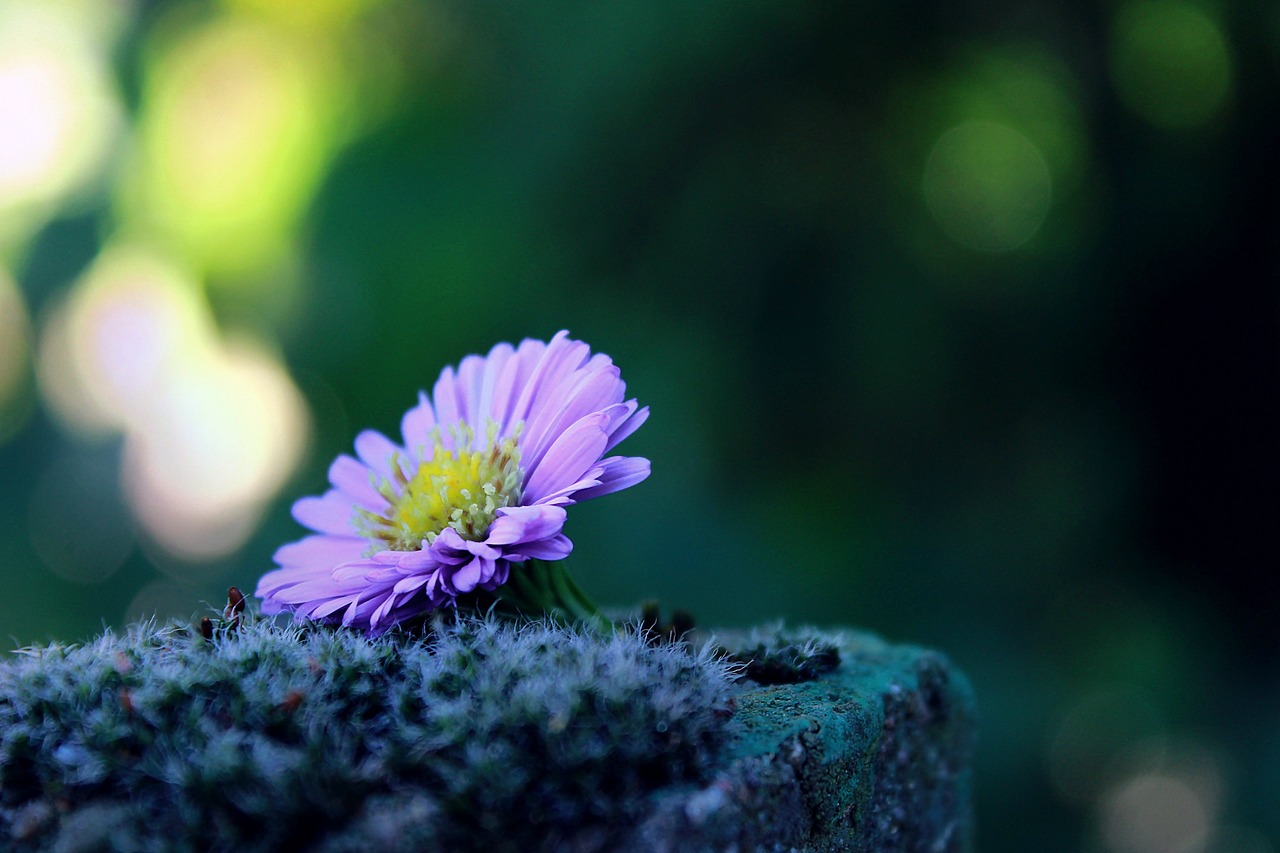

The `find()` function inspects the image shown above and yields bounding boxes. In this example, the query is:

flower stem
[496,560,612,632]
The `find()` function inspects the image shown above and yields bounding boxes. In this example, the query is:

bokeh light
[1048,687,1164,804]
[0,0,121,246]
[1103,772,1214,853]
[121,336,310,560]
[1110,1,1234,130]
[223,0,383,30]
[895,44,1089,258]
[37,248,214,437]
[922,121,1052,252]
[37,244,310,559]
[940,47,1089,193]
[0,268,31,430]
[1099,741,1228,853]
[122,15,342,280]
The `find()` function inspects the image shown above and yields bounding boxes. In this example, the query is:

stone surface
[624,628,977,852]
[0,618,974,852]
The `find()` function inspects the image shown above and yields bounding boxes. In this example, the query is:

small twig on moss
[198,586,252,641]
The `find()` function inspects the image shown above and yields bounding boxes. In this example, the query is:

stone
[0,618,974,852]
[625,628,977,852]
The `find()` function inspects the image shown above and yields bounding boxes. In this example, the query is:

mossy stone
[0,618,974,852]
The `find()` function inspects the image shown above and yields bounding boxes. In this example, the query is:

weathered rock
[625,628,976,852]
[0,618,974,852]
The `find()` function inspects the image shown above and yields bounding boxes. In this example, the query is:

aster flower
[255,332,649,634]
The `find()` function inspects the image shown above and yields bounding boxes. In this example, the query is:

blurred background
[0,0,1276,849]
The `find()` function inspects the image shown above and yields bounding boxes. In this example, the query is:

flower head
[256,332,649,634]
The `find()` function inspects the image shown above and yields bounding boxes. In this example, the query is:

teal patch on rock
[624,628,976,852]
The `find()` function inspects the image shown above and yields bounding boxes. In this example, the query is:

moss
[0,616,975,852]
[715,623,842,685]
[0,616,736,853]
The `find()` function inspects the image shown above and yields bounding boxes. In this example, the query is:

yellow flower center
[358,424,523,551]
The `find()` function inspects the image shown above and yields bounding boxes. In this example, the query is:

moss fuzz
[0,616,738,853]
[715,623,842,685]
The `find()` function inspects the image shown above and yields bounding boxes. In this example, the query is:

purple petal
[310,595,361,620]
[328,455,383,509]
[345,592,395,627]
[571,456,651,501]
[520,364,625,474]
[453,354,491,432]
[258,595,288,616]
[498,336,550,427]
[461,540,501,561]
[488,560,511,587]
[604,403,648,452]
[393,574,431,595]
[291,492,359,535]
[526,466,605,507]
[368,595,435,635]
[522,413,610,505]
[430,527,469,558]
[507,332,589,428]
[476,342,515,429]
[277,566,373,602]
[273,533,366,567]
[505,534,573,561]
[487,504,567,546]
[400,391,437,454]
[450,555,491,593]
[340,597,369,626]
[387,547,438,571]
[488,349,524,436]
[255,564,328,600]
[355,429,405,480]
[432,365,465,440]
[331,559,390,584]
[369,594,401,632]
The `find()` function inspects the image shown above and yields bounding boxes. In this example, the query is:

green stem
[555,566,610,629]
[494,560,612,632]
[499,564,544,612]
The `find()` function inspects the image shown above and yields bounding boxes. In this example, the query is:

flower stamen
[357,422,523,551]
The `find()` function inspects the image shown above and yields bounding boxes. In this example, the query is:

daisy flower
[255,332,649,634]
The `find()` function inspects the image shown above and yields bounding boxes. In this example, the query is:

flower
[255,331,649,634]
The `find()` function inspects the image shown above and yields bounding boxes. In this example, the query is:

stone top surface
[632,627,976,852]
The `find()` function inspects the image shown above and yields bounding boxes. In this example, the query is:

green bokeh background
[1,1,1277,850]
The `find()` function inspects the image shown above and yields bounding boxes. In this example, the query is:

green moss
[715,623,842,685]
[0,617,736,853]
[0,616,975,852]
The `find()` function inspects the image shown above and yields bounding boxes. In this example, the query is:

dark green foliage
[716,624,842,685]
[0,617,738,853]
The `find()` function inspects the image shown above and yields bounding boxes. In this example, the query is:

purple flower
[255,332,649,634]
